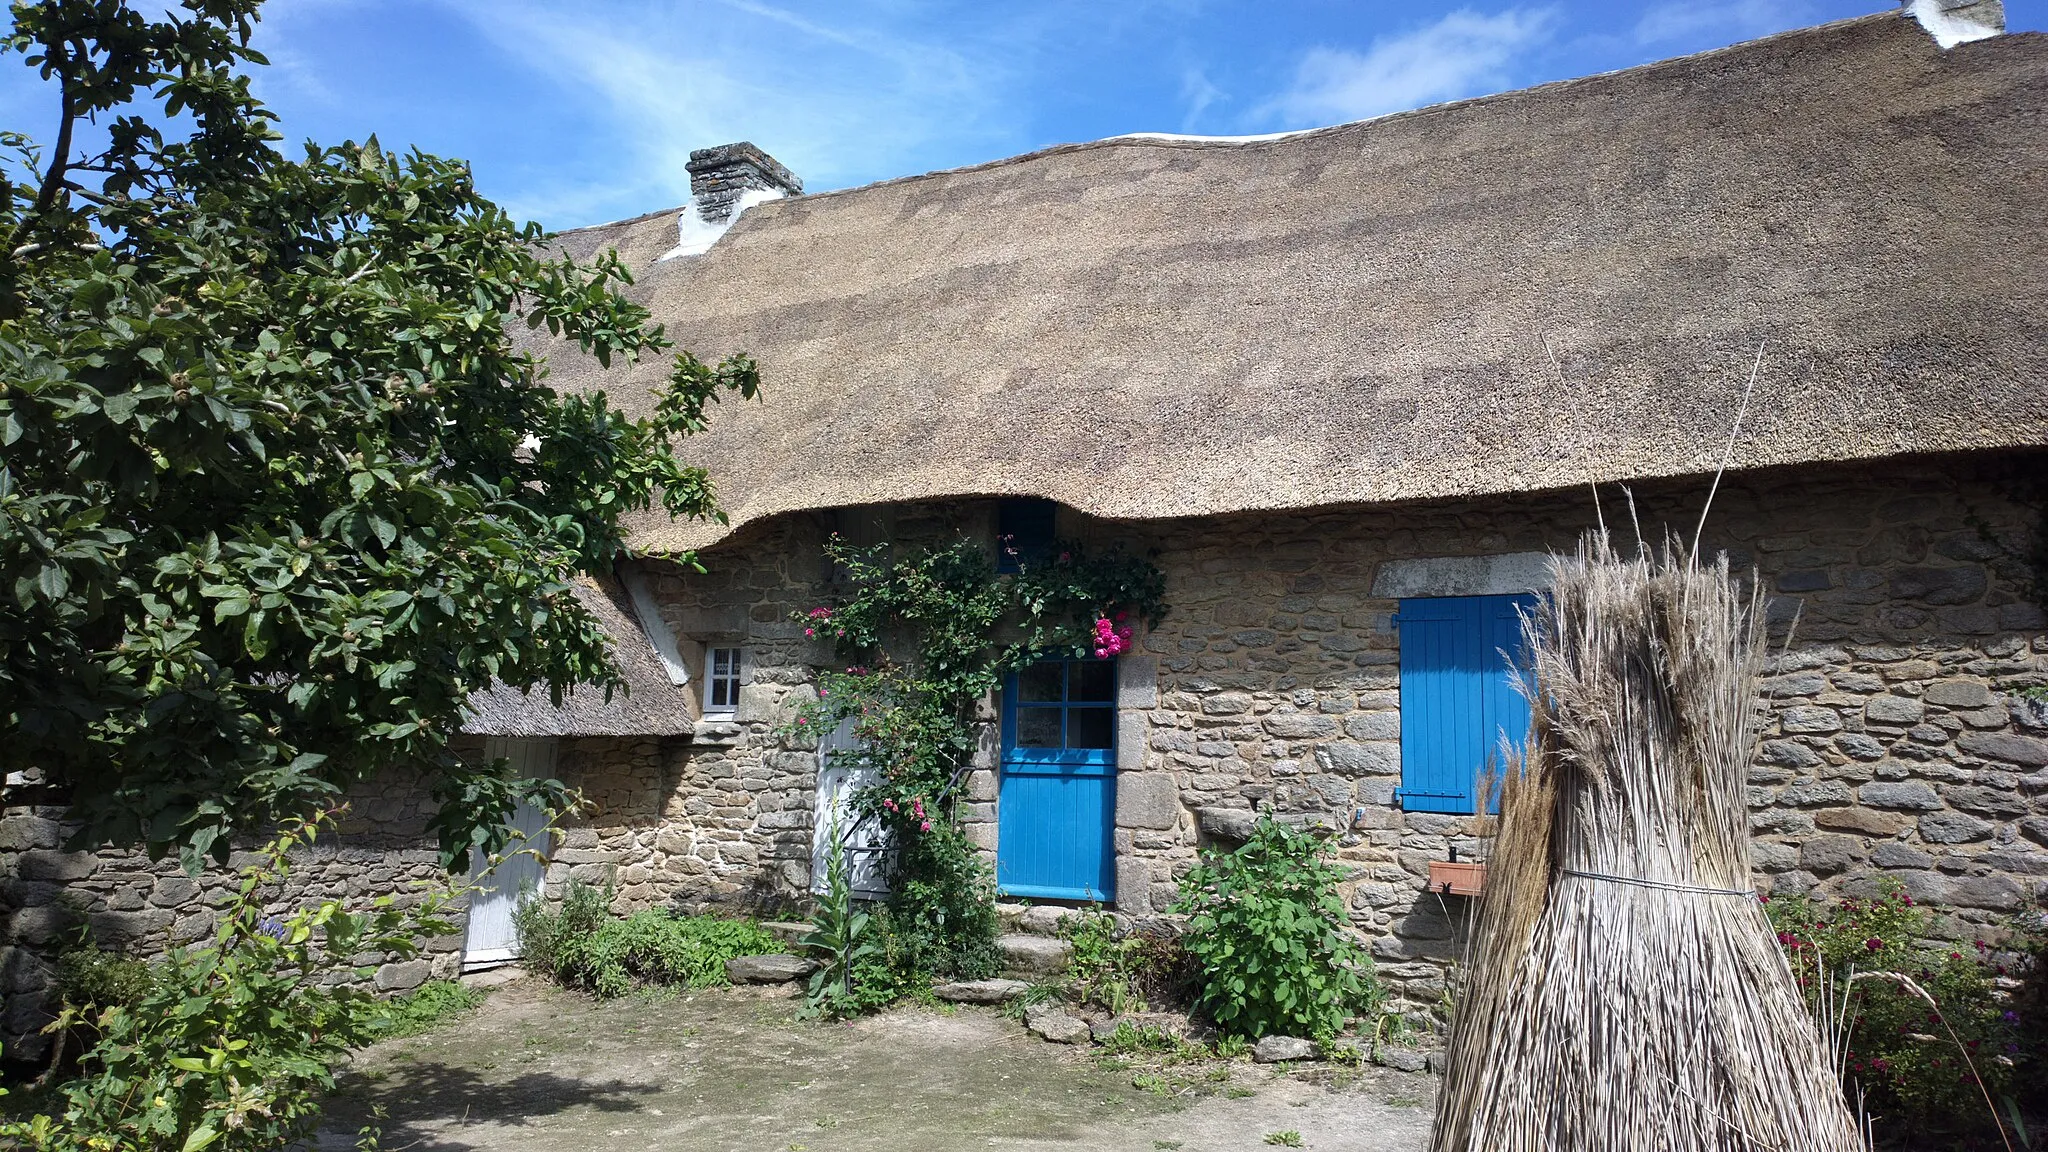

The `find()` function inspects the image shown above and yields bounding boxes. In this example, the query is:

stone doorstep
[1023,1002,1091,1044]
[997,933,1074,978]
[761,920,810,946]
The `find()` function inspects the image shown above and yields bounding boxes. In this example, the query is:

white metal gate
[812,719,892,899]
[463,737,554,970]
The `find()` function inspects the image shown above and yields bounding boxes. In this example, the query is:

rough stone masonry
[3,454,2042,1049]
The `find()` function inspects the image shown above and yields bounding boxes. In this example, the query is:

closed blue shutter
[1396,594,1535,814]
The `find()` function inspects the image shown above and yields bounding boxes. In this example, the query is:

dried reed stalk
[1430,533,1863,1152]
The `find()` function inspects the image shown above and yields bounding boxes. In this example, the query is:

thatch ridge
[535,12,2048,554]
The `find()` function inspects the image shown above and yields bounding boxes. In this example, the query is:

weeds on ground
[515,881,779,997]
[373,980,487,1039]
[1059,908,1198,1017]
[1263,1131,1305,1147]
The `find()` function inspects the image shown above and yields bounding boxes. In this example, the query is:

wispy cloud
[1178,67,1225,132]
[436,0,1018,224]
[1263,6,1558,128]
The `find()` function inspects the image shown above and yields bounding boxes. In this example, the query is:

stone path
[322,978,1436,1152]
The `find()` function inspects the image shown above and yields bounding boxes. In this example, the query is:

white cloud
[1264,6,1558,129]
[437,0,1017,224]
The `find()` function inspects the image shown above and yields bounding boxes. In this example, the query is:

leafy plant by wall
[513,881,778,998]
[0,814,456,1152]
[1173,816,1383,1041]
[789,534,1167,991]
[800,827,882,1019]
[1769,884,2044,1142]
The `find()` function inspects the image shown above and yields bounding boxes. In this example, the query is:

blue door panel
[1397,594,1534,815]
[996,768,1115,901]
[997,658,1117,901]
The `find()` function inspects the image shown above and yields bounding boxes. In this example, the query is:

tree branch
[30,40,77,222]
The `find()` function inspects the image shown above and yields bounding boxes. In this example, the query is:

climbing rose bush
[1769,884,2042,1140]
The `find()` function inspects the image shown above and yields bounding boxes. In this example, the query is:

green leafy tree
[0,0,756,867]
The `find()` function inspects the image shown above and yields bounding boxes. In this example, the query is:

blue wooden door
[998,658,1117,901]
[1395,594,1535,814]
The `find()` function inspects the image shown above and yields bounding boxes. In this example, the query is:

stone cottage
[4,3,2046,1049]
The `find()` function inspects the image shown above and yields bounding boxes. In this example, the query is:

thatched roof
[461,575,691,737]
[540,11,2048,554]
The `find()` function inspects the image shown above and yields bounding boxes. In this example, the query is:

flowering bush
[788,532,1167,997]
[1092,613,1134,659]
[1768,883,2042,1141]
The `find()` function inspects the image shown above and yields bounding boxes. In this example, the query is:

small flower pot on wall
[1426,860,1487,897]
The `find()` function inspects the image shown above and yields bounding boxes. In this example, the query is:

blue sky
[4,0,2043,231]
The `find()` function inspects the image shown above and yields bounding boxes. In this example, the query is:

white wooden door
[812,719,892,899]
[463,737,555,969]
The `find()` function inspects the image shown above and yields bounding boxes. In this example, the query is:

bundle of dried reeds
[1430,534,1863,1152]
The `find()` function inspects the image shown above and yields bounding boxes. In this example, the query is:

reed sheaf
[1430,534,1863,1152]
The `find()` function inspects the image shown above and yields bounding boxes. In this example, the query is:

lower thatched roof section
[462,575,691,738]
[536,12,2048,554]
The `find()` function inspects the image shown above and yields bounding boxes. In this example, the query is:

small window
[704,647,742,713]
[996,499,1057,573]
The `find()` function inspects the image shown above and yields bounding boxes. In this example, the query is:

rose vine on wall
[787,532,1167,982]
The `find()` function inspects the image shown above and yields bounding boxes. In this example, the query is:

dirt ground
[321,977,1437,1152]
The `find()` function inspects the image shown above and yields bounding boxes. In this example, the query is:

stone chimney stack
[686,142,803,225]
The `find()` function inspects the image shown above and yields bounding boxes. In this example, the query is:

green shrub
[0,815,455,1152]
[1172,816,1381,1041]
[1769,883,2041,1140]
[53,941,155,1013]
[374,979,487,1039]
[515,882,778,998]
[513,878,611,977]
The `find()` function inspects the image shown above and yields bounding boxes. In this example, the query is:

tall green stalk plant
[789,534,1165,985]
[801,818,881,1019]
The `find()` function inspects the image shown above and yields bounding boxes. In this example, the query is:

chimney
[685,142,803,225]
[1906,0,2002,48]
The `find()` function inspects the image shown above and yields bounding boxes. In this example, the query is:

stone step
[761,920,810,946]
[931,977,1032,1004]
[995,903,1087,938]
[725,953,816,984]
[997,932,1073,978]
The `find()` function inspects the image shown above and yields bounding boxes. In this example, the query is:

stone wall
[0,737,667,1059]
[1106,457,2046,1011]
[4,454,2041,1045]
[0,767,451,1059]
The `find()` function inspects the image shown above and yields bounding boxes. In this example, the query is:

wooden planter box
[1426,860,1487,897]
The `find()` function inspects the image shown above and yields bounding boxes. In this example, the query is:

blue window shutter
[1396,594,1535,815]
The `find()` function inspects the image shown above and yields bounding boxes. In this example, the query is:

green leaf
[182,1124,222,1152]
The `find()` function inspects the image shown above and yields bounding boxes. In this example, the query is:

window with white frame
[704,647,742,713]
